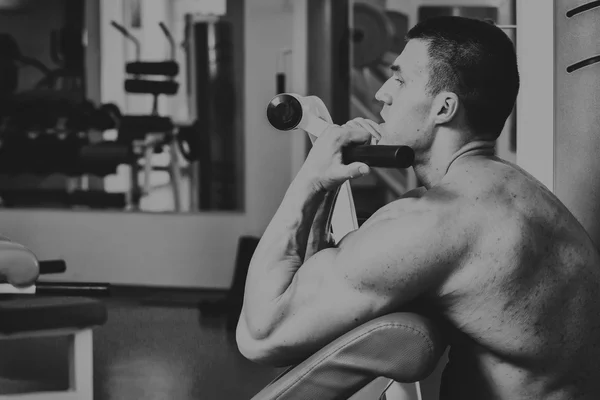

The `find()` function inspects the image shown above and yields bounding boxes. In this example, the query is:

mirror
[0,0,244,213]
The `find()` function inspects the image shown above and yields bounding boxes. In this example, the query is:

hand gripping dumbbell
[266,93,415,169]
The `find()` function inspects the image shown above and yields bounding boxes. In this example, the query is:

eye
[394,78,404,86]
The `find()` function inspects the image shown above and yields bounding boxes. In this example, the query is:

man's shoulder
[358,187,472,258]
[362,184,466,229]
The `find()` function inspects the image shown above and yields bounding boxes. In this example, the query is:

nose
[375,81,393,106]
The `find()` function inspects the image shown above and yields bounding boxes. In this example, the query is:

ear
[432,92,459,125]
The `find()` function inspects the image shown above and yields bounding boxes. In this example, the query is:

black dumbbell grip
[39,260,67,275]
[342,145,415,169]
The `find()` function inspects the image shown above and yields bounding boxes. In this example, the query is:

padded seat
[0,295,108,400]
[0,296,107,334]
[251,312,447,400]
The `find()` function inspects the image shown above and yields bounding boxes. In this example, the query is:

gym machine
[350,3,410,124]
[0,249,109,399]
[110,14,242,212]
[183,14,240,211]
[0,92,131,209]
[110,21,184,211]
[0,29,136,210]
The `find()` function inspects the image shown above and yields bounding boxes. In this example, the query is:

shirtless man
[236,16,600,399]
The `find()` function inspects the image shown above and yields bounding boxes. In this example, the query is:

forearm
[242,172,326,337]
[304,188,338,259]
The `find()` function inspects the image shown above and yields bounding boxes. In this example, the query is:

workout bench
[0,260,108,400]
[250,312,447,400]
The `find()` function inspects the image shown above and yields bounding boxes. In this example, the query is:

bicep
[272,216,447,343]
[265,207,461,364]
[266,247,385,361]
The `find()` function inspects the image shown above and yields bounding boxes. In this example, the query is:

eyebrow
[390,64,404,77]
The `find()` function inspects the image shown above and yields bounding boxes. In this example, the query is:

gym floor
[92,295,284,400]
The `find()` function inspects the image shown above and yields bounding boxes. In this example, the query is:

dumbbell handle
[343,145,415,169]
[39,259,66,275]
[0,259,67,286]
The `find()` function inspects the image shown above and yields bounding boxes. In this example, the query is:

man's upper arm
[254,200,465,365]
[333,203,460,309]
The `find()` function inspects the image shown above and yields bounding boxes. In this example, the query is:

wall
[244,0,296,233]
[554,0,600,247]
[515,0,554,191]
[0,0,297,289]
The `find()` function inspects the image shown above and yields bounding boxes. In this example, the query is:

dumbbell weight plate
[386,10,409,55]
[353,2,395,68]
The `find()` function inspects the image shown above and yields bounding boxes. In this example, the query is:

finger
[342,162,371,180]
[338,128,373,146]
[353,118,383,140]
[346,117,382,140]
[342,120,360,129]
[364,120,385,141]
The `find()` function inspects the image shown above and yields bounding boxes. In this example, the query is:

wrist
[294,167,328,195]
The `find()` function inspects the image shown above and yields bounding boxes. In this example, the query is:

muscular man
[237,16,600,399]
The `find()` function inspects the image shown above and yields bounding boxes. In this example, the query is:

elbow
[237,339,290,367]
[235,316,269,364]
[235,317,285,366]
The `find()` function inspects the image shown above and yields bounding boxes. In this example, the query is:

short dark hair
[406,16,519,139]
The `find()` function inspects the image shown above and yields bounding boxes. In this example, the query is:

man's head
[376,16,519,150]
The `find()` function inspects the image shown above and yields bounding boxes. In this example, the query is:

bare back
[411,156,600,399]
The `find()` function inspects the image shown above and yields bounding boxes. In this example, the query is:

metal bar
[111,20,141,61]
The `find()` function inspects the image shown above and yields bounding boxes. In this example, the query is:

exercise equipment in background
[275,48,292,95]
[0,33,51,97]
[0,255,109,399]
[0,25,137,210]
[184,14,240,211]
[351,3,410,122]
[111,20,180,114]
[37,0,86,92]
[109,21,185,211]
[0,95,134,209]
[0,259,110,297]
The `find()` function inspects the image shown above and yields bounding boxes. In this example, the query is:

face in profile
[375,39,436,150]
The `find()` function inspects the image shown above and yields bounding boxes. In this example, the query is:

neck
[413,135,496,189]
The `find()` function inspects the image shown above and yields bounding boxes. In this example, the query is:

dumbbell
[0,253,110,296]
[266,93,414,169]
[92,103,122,131]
